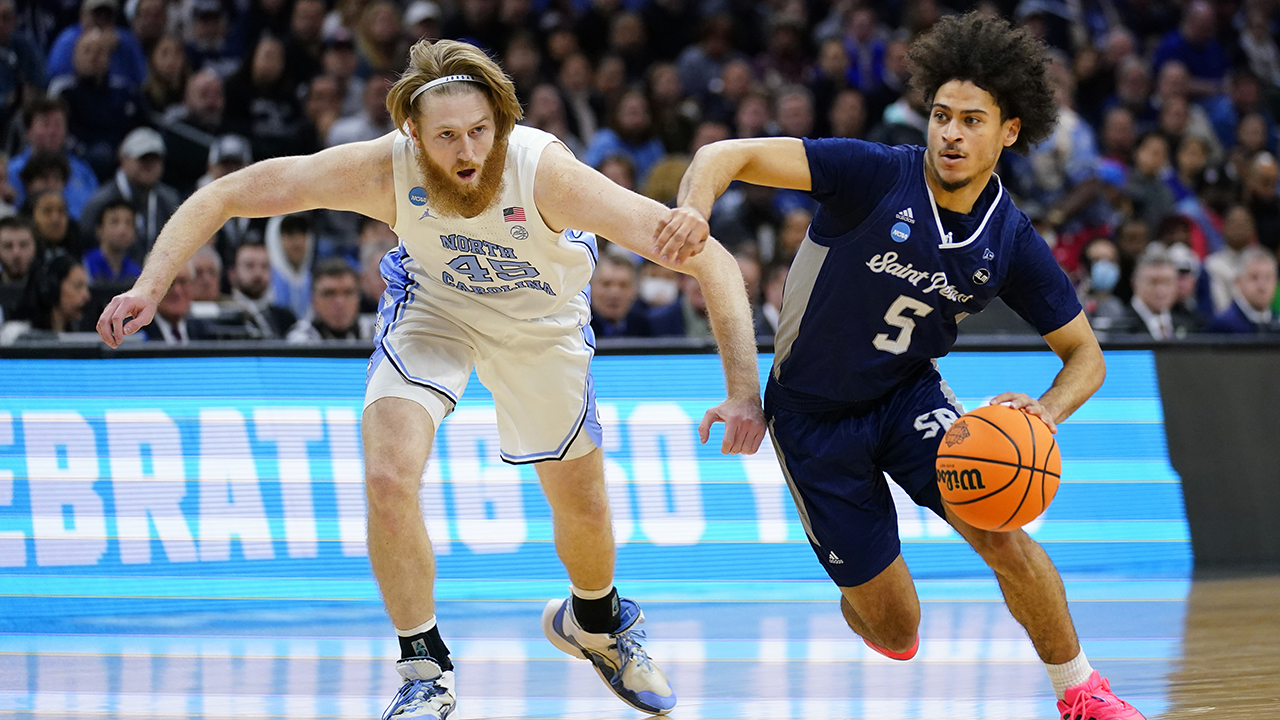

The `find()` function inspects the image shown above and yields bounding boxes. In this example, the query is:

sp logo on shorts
[509,225,529,241]
[891,222,911,243]
[943,420,970,447]
[972,267,990,285]
[408,187,428,206]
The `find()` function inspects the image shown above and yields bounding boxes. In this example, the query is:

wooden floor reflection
[1162,575,1280,720]
[2,575,1276,719]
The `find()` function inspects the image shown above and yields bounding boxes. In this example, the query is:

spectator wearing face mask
[636,260,680,312]
[649,273,711,340]
[1078,237,1128,333]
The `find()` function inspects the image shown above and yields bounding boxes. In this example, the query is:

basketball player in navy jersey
[661,12,1144,720]
[98,40,765,720]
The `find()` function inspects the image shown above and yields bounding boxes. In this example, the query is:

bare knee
[361,398,434,517]
[552,491,611,526]
[365,462,421,515]
[538,452,611,526]
[841,593,919,653]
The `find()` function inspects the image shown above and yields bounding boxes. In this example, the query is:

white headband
[409,74,481,103]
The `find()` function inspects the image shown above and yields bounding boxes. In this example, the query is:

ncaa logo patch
[972,267,990,285]
[891,221,911,243]
[408,187,428,206]
[509,225,529,241]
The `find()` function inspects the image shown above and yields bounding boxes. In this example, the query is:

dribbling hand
[653,207,710,266]
[698,396,767,455]
[96,290,158,348]
[989,392,1058,434]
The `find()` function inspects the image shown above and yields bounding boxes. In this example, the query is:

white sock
[570,583,615,601]
[1045,650,1094,700]
[395,616,437,636]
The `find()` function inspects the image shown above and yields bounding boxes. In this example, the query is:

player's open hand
[654,206,709,266]
[96,289,159,348]
[698,396,766,455]
[989,392,1058,434]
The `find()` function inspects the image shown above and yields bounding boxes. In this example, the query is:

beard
[416,134,509,219]
[924,150,975,194]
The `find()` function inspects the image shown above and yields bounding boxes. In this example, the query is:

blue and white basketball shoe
[542,596,676,715]
[382,657,456,719]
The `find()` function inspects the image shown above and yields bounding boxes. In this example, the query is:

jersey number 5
[873,295,933,355]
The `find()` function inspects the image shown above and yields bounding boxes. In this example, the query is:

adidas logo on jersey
[828,551,844,565]
[896,208,915,224]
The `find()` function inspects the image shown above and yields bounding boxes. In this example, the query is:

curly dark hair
[907,11,1057,155]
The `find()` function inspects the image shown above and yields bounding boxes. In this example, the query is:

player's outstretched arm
[534,143,766,455]
[656,138,813,258]
[677,241,768,455]
[97,134,397,347]
[990,311,1105,433]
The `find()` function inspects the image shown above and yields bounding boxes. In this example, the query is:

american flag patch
[503,206,526,222]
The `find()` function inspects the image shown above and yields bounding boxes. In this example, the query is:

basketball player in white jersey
[97,40,766,720]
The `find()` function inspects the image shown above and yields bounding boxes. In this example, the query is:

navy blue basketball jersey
[768,138,1082,411]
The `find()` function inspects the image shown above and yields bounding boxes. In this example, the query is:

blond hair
[387,39,523,138]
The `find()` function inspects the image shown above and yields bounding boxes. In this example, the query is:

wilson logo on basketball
[943,421,970,447]
[937,467,986,491]
[935,404,1061,532]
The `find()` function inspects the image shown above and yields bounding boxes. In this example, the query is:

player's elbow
[693,139,751,177]
[1070,337,1106,396]
[1091,347,1106,392]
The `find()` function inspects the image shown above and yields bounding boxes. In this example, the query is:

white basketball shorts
[364,246,601,464]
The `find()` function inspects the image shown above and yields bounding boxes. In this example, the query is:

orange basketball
[935,404,1060,532]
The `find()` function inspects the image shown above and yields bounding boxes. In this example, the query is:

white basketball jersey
[390,125,597,320]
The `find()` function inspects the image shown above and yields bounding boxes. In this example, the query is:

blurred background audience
[2,0,1280,346]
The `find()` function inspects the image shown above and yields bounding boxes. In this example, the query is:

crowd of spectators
[0,0,1277,347]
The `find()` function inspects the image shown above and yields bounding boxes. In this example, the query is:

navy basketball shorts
[766,366,965,587]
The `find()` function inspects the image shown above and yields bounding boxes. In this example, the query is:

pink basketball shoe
[1058,670,1147,720]
[862,633,919,661]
